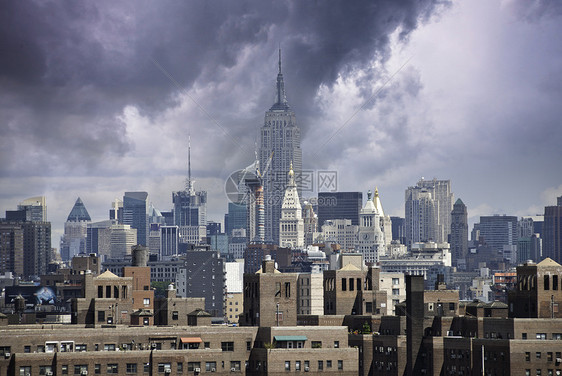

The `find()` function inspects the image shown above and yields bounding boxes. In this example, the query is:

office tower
[60,197,91,261]
[225,202,247,238]
[405,178,453,247]
[0,222,24,276]
[172,139,207,229]
[22,221,51,278]
[108,224,137,260]
[17,196,47,222]
[317,192,363,227]
[450,198,468,269]
[321,219,358,251]
[279,165,304,249]
[160,225,179,259]
[259,49,302,245]
[86,220,113,254]
[122,192,148,246]
[543,196,562,263]
[519,217,535,238]
[478,215,518,253]
[356,191,386,263]
[390,216,406,244]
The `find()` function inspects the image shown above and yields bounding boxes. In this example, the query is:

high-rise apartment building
[259,49,302,245]
[122,192,148,246]
[0,222,24,276]
[543,196,562,263]
[450,198,468,269]
[60,197,91,261]
[17,196,47,222]
[405,178,453,248]
[317,192,363,227]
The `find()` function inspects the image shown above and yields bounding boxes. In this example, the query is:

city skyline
[1,1,562,244]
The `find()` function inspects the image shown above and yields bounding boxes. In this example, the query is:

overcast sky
[1,0,561,245]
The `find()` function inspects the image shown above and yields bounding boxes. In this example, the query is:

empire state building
[259,49,302,245]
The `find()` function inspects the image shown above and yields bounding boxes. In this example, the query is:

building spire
[272,48,288,109]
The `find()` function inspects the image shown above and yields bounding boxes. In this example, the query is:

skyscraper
[356,191,386,263]
[259,49,302,245]
[17,196,47,222]
[317,192,363,227]
[543,196,562,263]
[478,215,518,253]
[450,198,468,269]
[60,197,91,261]
[122,192,148,246]
[405,178,453,248]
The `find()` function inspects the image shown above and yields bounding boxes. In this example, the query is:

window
[247,341,252,351]
[98,286,103,298]
[526,352,531,361]
[304,361,309,371]
[285,361,291,371]
[106,285,111,298]
[554,275,559,290]
[98,310,105,322]
[19,366,31,376]
[187,363,200,372]
[62,365,68,375]
[73,365,88,375]
[392,288,400,295]
[205,362,216,372]
[449,303,456,311]
[275,283,281,297]
[350,278,354,291]
[553,333,562,340]
[318,360,323,371]
[230,361,241,371]
[392,278,399,285]
[104,344,116,351]
[326,360,332,368]
[107,364,118,374]
[172,311,178,320]
[428,303,434,311]
[523,333,527,339]
[187,342,199,350]
[342,278,347,291]
[295,361,301,371]
[95,364,101,374]
[157,363,171,373]
[338,360,343,370]
[537,352,542,359]
[24,346,31,353]
[312,341,322,348]
[204,342,210,349]
[143,363,150,373]
[285,282,291,297]
[143,298,150,306]
[537,333,547,340]
[75,344,87,352]
[126,364,137,374]
[39,366,52,375]
[537,370,542,376]
[334,341,339,348]
[548,352,553,361]
[221,342,234,352]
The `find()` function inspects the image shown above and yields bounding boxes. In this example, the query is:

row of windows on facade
[284,359,343,371]
[245,281,292,298]
[96,285,149,299]
[18,361,237,375]
[518,274,561,291]
[524,369,561,376]
[324,277,375,292]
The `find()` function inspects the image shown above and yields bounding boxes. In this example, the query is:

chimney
[262,254,275,274]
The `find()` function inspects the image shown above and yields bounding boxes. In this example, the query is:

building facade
[450,198,468,269]
[543,196,562,263]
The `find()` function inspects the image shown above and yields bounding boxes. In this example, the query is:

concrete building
[122,192,149,247]
[543,196,562,263]
[160,225,179,259]
[259,49,302,245]
[176,249,225,318]
[450,198,468,269]
[279,165,305,249]
[478,214,519,254]
[379,272,406,315]
[241,256,299,327]
[153,283,205,326]
[297,270,324,315]
[0,222,24,276]
[317,192,362,227]
[320,219,358,252]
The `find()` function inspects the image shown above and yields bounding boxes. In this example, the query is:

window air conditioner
[4,353,10,358]
[231,367,236,372]
[81,371,88,376]
[211,368,216,372]
[194,368,201,373]
[557,358,562,363]
[304,366,309,372]
[46,372,53,376]
[164,369,171,374]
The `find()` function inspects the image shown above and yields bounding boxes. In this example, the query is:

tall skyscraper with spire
[259,49,302,245]
[173,137,207,243]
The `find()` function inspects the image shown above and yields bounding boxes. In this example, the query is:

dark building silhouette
[317,192,362,227]
[450,198,468,269]
[390,216,406,244]
[123,192,148,246]
[543,196,562,263]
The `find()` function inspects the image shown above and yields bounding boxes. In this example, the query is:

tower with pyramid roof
[60,197,91,261]
[356,190,386,264]
[279,164,304,248]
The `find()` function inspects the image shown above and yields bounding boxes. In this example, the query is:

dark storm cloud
[0,0,447,177]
